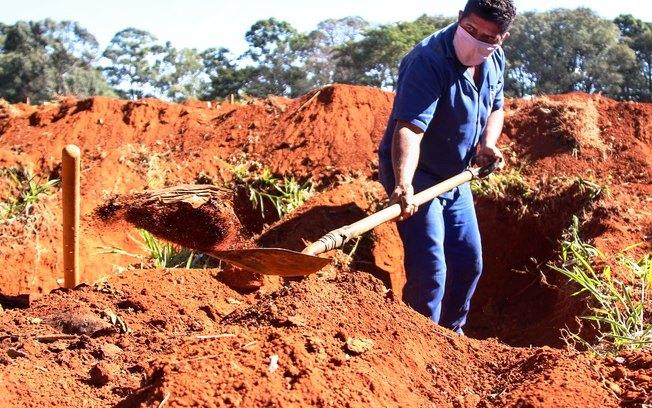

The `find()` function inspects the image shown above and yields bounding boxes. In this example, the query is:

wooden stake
[62,144,81,288]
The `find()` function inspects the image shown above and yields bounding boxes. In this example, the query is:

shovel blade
[209,248,331,277]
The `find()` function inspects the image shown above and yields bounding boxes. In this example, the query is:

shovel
[210,162,499,277]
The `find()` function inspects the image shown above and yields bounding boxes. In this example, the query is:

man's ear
[458,10,463,21]
[502,32,511,42]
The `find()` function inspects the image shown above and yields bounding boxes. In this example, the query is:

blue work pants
[379,165,483,334]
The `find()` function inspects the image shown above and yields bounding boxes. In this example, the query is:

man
[378,0,515,334]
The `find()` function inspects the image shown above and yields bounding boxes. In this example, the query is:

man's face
[458,11,510,45]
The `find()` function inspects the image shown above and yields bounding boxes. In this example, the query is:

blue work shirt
[379,22,505,181]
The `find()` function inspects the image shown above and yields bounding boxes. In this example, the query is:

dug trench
[468,182,601,347]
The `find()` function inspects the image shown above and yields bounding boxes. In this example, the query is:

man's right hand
[389,184,417,221]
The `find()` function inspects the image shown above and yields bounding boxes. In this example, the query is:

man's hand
[475,143,505,169]
[390,184,417,221]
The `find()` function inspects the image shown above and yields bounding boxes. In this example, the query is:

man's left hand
[475,143,505,169]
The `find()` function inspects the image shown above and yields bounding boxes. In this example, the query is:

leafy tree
[504,9,640,98]
[242,18,311,97]
[0,20,112,103]
[334,15,454,88]
[305,17,369,86]
[615,14,652,100]
[156,43,204,101]
[201,47,254,99]
[102,28,164,99]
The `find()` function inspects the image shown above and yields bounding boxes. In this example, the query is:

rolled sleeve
[492,80,504,111]
[393,54,443,132]
[492,48,506,111]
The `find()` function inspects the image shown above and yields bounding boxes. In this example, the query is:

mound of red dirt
[2,269,641,407]
[0,85,392,294]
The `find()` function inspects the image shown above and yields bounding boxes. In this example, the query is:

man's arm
[476,108,505,167]
[390,120,424,220]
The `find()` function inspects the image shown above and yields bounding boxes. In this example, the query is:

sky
[2,0,652,54]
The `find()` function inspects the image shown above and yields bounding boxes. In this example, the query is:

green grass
[98,229,211,269]
[138,230,210,269]
[471,168,533,199]
[0,166,59,221]
[573,177,609,202]
[550,216,652,354]
[232,161,314,218]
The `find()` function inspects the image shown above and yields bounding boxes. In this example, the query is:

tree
[0,20,112,103]
[614,14,652,100]
[242,18,311,97]
[304,17,369,86]
[503,9,640,98]
[102,28,164,99]
[334,15,454,88]
[156,43,204,101]
[201,47,253,100]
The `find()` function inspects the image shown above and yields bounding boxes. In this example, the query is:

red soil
[0,85,651,406]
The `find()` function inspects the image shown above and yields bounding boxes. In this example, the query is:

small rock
[345,338,374,355]
[199,305,220,321]
[286,316,307,327]
[89,362,119,386]
[7,348,28,359]
[607,381,622,395]
[268,354,279,373]
[48,342,68,353]
[335,330,348,342]
[285,365,301,378]
[305,337,324,354]
[27,317,42,325]
[330,356,345,367]
[99,343,123,360]
[47,312,112,336]
[612,367,626,380]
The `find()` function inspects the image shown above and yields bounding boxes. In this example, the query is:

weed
[97,230,212,269]
[0,166,59,221]
[550,216,652,354]
[471,168,533,199]
[230,160,314,218]
[139,229,211,268]
[117,144,171,189]
[573,177,609,201]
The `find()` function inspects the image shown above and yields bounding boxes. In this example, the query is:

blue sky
[2,0,652,54]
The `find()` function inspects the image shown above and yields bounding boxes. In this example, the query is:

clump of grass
[471,168,533,199]
[232,161,314,218]
[139,230,208,269]
[550,216,652,354]
[573,177,609,202]
[98,229,211,269]
[0,166,59,221]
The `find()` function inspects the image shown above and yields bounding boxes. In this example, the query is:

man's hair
[462,0,516,33]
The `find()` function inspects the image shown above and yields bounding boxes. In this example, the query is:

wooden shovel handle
[302,168,478,256]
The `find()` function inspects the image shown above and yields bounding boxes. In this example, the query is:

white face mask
[453,25,500,67]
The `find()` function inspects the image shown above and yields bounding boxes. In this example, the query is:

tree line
[1,8,651,104]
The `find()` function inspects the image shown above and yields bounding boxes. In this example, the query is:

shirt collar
[442,22,458,60]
